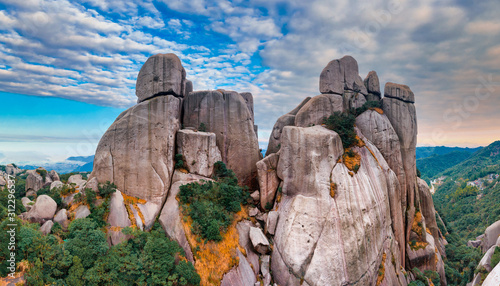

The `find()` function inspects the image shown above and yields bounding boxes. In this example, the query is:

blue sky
[0,0,499,164]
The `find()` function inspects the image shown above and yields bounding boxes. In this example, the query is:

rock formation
[87,53,446,285]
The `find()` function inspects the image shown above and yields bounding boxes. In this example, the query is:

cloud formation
[0,0,499,148]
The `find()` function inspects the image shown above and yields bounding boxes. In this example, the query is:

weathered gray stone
[93,95,181,211]
[265,97,311,156]
[49,170,60,182]
[136,53,186,102]
[26,195,57,223]
[364,70,381,96]
[319,55,367,95]
[40,220,53,235]
[21,197,32,210]
[261,255,270,277]
[50,181,63,191]
[249,207,259,217]
[6,164,21,176]
[74,205,90,219]
[483,261,500,286]
[107,190,131,246]
[240,92,254,122]
[256,153,280,209]
[220,249,257,286]
[382,84,418,240]
[0,176,5,186]
[483,220,500,253]
[384,82,415,103]
[68,174,87,191]
[249,227,270,254]
[185,79,193,95]
[236,220,260,276]
[25,170,43,193]
[85,177,99,192]
[294,93,343,127]
[176,129,222,177]
[342,90,367,110]
[53,209,69,229]
[183,90,260,188]
[159,170,209,263]
[265,211,279,235]
[250,190,260,201]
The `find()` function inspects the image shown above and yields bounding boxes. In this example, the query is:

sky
[0,0,499,164]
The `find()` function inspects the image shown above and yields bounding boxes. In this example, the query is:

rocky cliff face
[90,53,446,285]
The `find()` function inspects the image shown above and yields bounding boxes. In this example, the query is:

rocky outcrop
[49,170,60,182]
[256,153,280,209]
[74,205,90,219]
[93,95,181,223]
[136,53,187,102]
[54,209,69,229]
[382,82,418,240]
[483,262,500,286]
[50,181,63,190]
[6,164,21,176]
[182,90,260,187]
[249,227,270,254]
[40,220,53,235]
[319,55,367,95]
[265,97,311,156]
[68,174,87,191]
[417,178,444,253]
[176,129,222,177]
[239,92,254,122]
[107,190,132,245]
[25,195,57,223]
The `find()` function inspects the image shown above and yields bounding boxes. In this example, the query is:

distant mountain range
[18,155,94,174]
[415,146,482,159]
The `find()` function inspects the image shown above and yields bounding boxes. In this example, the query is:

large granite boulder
[176,129,222,177]
[294,93,343,127]
[256,153,280,209]
[239,92,254,122]
[25,195,57,223]
[6,164,21,176]
[53,209,69,229]
[136,53,187,102]
[68,174,87,191]
[40,220,53,235]
[49,170,60,182]
[265,97,311,156]
[319,55,368,95]
[382,82,418,239]
[483,262,500,286]
[272,125,407,285]
[182,90,260,187]
[25,170,43,193]
[93,95,181,216]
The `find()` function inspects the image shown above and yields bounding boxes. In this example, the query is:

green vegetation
[0,177,199,285]
[416,146,482,160]
[410,268,440,286]
[416,151,473,183]
[432,141,500,285]
[178,161,249,241]
[349,100,382,116]
[59,172,90,183]
[175,154,185,170]
[36,168,48,180]
[198,122,207,132]
[323,112,358,149]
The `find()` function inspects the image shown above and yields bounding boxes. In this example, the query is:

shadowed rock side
[271,126,408,286]
[182,90,260,188]
[92,95,181,226]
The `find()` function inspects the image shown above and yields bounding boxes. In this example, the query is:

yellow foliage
[376,253,387,286]
[426,228,432,235]
[180,206,249,285]
[355,135,366,147]
[330,182,337,198]
[410,211,429,250]
[370,107,384,114]
[121,193,147,228]
[179,168,189,174]
[122,193,147,205]
[343,148,361,172]
[348,171,354,177]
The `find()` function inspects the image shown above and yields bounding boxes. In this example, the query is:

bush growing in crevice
[323,112,358,149]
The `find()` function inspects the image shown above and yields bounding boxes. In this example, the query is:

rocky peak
[135,53,190,103]
[319,55,368,95]
[384,82,415,103]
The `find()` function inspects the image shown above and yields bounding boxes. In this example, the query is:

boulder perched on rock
[136,53,187,102]
[266,97,311,156]
[93,95,181,215]
[384,82,415,103]
[183,90,260,187]
[68,174,87,191]
[26,195,57,223]
[50,181,63,191]
[319,55,367,95]
[364,71,381,101]
[256,153,280,209]
[176,129,222,177]
[49,170,60,182]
